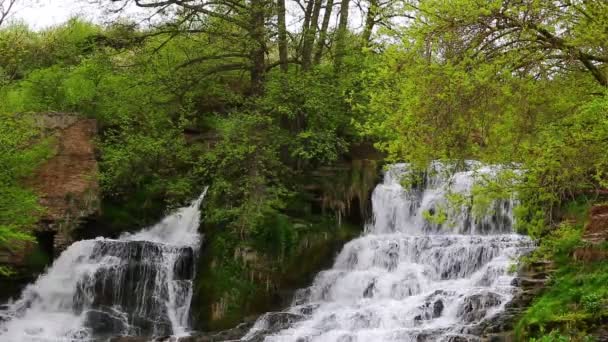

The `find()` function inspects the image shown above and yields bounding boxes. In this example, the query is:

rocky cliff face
[29,113,100,253]
[0,113,100,300]
[574,204,608,262]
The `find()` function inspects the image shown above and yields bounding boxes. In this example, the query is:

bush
[581,293,604,315]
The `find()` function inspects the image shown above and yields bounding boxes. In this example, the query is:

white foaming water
[245,163,534,342]
[0,188,207,342]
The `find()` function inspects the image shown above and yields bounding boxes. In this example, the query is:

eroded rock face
[176,321,255,342]
[72,240,195,337]
[29,113,100,253]
[574,204,608,262]
[457,292,503,324]
[240,312,305,342]
[0,113,100,301]
[479,260,554,341]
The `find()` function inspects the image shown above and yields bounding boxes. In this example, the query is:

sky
[13,0,99,28]
[12,0,145,29]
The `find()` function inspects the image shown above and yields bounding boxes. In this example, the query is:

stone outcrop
[28,113,100,253]
[0,113,100,301]
[479,260,554,341]
[574,204,608,262]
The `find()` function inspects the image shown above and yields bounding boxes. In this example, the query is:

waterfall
[0,188,207,342]
[244,163,534,342]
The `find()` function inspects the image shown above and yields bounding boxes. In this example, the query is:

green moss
[23,245,51,272]
[191,214,360,331]
[74,188,168,239]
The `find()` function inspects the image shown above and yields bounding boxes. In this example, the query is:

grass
[515,199,608,340]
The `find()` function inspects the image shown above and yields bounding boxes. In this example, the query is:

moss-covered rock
[190,216,360,331]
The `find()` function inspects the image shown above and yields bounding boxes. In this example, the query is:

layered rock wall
[28,113,100,253]
[0,113,100,301]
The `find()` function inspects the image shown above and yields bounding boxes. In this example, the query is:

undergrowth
[516,199,608,340]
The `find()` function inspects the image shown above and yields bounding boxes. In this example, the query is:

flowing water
[245,163,534,342]
[0,189,207,342]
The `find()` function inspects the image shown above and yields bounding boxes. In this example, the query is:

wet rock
[179,320,255,341]
[109,337,175,342]
[243,312,305,342]
[108,337,149,342]
[457,292,502,323]
[296,303,319,316]
[433,299,444,318]
[84,309,127,334]
[174,247,195,280]
[446,335,479,342]
[478,259,553,340]
[363,280,375,298]
[73,240,194,337]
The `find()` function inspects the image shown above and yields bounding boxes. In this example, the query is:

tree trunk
[301,0,323,70]
[334,0,350,71]
[277,0,288,72]
[361,0,377,47]
[250,0,267,95]
[313,0,333,65]
[300,0,315,50]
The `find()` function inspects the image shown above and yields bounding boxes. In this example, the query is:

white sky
[12,0,97,28]
[11,0,150,29]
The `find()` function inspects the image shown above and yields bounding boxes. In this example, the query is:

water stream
[244,163,534,342]
[0,189,207,342]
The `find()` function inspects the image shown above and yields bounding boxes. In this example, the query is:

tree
[106,0,273,95]
[333,0,350,70]
[312,0,332,64]
[361,0,377,46]
[276,0,288,72]
[0,0,17,27]
[409,0,608,86]
[301,0,322,70]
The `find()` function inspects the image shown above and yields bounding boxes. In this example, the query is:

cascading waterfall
[0,188,207,342]
[244,163,534,342]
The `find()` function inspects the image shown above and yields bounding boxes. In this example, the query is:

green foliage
[0,3,607,335]
[199,112,290,237]
[516,260,608,339]
[354,1,608,239]
[581,293,604,315]
[0,113,51,274]
[192,215,360,330]
[261,67,355,166]
[529,331,571,342]
[516,218,606,339]
[422,207,447,225]
[523,222,583,265]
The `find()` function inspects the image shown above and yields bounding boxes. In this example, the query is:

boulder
[457,292,502,323]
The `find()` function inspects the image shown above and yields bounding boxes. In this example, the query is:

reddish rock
[27,113,100,252]
[0,114,100,301]
[573,204,608,262]
[1,113,100,270]
[583,205,608,243]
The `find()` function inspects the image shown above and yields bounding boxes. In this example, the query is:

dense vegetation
[0,0,607,338]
